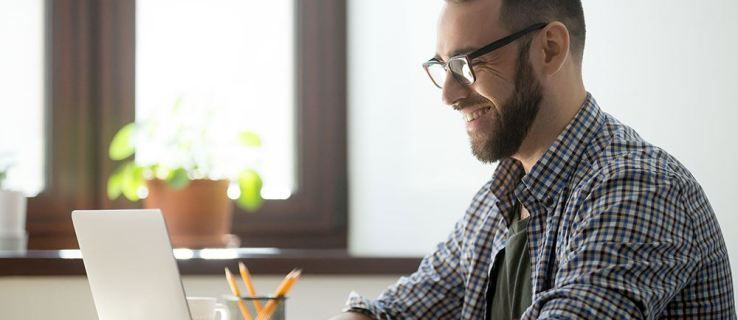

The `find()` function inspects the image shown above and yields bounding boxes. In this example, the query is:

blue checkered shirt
[345,94,735,319]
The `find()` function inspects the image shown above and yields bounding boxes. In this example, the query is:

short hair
[448,0,586,62]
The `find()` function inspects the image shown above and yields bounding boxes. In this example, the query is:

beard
[469,41,543,163]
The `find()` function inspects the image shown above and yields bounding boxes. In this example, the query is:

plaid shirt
[345,94,735,319]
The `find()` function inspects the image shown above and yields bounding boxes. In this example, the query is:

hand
[327,312,373,320]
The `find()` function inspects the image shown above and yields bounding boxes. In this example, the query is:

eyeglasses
[422,23,547,89]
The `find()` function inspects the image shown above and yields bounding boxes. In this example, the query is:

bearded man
[330,0,735,318]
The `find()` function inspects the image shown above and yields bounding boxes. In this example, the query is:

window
[136,0,296,199]
[25,0,347,249]
[0,0,45,196]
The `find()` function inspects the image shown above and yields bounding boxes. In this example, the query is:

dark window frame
[27,0,348,250]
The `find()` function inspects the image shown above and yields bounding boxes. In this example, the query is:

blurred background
[0,0,736,318]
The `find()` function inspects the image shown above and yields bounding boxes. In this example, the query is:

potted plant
[0,159,28,252]
[107,98,263,248]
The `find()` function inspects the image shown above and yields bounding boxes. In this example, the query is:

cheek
[471,72,515,111]
[471,49,519,104]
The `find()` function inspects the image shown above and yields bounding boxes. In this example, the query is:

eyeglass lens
[449,58,474,84]
[426,58,474,89]
[426,63,447,88]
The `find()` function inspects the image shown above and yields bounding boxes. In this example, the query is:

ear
[536,21,570,76]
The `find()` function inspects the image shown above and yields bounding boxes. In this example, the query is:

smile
[463,107,492,122]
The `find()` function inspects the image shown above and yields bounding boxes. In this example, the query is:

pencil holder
[220,295,286,320]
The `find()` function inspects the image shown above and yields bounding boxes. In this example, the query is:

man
[331,0,735,319]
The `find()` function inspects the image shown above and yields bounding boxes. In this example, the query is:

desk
[0,270,405,319]
[0,249,421,319]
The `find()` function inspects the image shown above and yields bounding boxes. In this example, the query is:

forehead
[436,0,506,60]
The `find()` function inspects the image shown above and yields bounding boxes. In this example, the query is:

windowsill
[0,249,422,276]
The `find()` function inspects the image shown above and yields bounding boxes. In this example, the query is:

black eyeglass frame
[423,22,548,89]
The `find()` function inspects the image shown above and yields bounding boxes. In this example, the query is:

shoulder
[566,113,707,222]
[577,113,698,195]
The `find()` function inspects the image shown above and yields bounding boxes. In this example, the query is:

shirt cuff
[341,291,381,319]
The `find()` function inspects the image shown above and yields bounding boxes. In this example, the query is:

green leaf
[237,169,263,211]
[109,123,136,161]
[238,131,261,147]
[120,163,144,202]
[166,168,190,189]
[107,166,124,200]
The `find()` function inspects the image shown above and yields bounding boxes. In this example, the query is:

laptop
[72,209,192,320]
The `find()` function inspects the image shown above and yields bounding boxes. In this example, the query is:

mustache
[453,95,492,111]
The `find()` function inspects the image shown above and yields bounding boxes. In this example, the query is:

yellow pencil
[239,261,263,313]
[225,267,254,320]
[257,269,301,320]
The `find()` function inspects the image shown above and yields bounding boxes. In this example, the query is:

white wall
[347,0,495,257]
[348,0,738,291]
[0,275,399,319]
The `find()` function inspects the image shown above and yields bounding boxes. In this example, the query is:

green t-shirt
[486,212,532,319]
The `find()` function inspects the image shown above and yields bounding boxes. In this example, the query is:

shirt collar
[489,93,605,214]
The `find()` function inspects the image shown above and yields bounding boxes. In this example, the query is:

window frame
[26,0,348,249]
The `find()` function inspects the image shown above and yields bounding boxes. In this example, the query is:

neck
[513,86,587,173]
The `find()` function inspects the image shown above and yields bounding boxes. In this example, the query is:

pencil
[239,261,263,313]
[225,267,254,320]
[256,269,301,320]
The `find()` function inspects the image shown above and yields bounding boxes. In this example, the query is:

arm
[336,182,496,319]
[338,219,467,319]
[523,167,699,319]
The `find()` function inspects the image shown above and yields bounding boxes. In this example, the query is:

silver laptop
[72,209,192,320]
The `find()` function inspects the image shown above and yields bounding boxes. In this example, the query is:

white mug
[187,297,231,320]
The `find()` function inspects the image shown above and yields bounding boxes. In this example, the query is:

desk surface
[0,249,422,276]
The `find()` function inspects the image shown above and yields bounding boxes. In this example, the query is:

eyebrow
[433,47,479,62]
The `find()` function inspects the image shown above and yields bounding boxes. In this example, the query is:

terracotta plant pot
[144,179,232,248]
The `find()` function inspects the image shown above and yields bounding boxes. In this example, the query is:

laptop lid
[72,209,192,320]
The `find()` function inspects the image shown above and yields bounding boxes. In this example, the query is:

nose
[441,72,470,107]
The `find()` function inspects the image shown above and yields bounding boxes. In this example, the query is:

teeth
[464,107,491,122]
